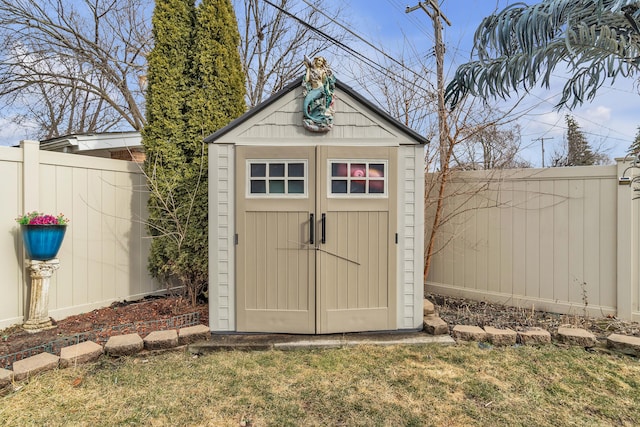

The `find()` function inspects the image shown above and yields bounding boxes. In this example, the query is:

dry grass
[1,344,640,426]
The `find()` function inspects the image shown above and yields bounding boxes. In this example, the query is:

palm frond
[446,0,640,109]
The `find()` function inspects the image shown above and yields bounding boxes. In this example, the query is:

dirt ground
[0,295,208,357]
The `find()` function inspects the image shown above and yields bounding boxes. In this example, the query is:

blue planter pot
[21,224,67,261]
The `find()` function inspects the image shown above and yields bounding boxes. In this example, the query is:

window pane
[331,180,347,193]
[369,180,385,193]
[250,163,266,177]
[350,180,366,193]
[350,164,366,178]
[250,180,266,193]
[269,163,285,177]
[370,163,385,177]
[332,163,348,177]
[288,180,304,194]
[288,163,305,177]
[269,180,285,193]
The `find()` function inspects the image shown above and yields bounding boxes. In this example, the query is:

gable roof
[204,79,429,145]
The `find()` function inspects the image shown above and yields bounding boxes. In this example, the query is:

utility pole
[406,1,451,170]
[533,136,554,167]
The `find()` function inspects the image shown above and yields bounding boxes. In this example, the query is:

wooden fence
[426,160,640,321]
[0,140,157,329]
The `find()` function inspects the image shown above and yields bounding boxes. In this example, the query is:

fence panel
[0,142,158,329]
[426,165,627,318]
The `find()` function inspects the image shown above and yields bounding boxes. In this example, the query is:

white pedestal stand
[23,259,59,333]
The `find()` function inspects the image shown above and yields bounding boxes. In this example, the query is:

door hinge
[395,233,398,244]
[235,233,239,245]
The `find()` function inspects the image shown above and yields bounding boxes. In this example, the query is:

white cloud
[0,117,38,147]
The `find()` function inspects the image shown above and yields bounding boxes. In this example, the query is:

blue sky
[331,0,638,166]
[2,0,637,165]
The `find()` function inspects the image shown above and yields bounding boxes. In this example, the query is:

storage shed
[205,65,427,334]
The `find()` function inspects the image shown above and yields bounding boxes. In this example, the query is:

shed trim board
[208,80,426,334]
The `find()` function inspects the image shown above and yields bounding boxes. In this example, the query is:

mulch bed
[430,293,640,340]
[3,293,639,360]
[0,295,208,358]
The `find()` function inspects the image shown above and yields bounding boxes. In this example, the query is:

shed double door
[235,145,396,334]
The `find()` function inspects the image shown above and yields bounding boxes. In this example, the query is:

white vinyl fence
[426,159,640,321]
[0,140,158,329]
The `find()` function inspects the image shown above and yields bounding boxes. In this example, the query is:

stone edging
[422,299,640,356]
[0,324,210,390]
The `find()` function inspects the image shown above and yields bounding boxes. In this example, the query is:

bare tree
[0,0,150,139]
[235,0,348,107]
[453,120,530,170]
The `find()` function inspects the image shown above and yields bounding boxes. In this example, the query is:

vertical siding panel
[599,178,617,308]
[87,170,103,304]
[245,213,257,309]
[475,183,489,292]
[379,213,389,307]
[525,180,540,298]
[512,180,526,296]
[583,178,600,307]
[72,167,89,306]
[336,212,348,310]
[369,213,380,307]
[499,181,513,295]
[266,212,277,309]
[464,190,477,290]
[539,179,555,301]
[568,179,585,306]
[325,212,338,310]
[358,211,369,308]
[347,212,358,309]
[0,160,22,323]
[115,171,132,298]
[449,183,462,287]
[277,213,288,310]
[101,170,116,301]
[552,179,570,303]
[286,212,298,309]
[54,165,74,310]
[486,184,501,293]
[127,171,141,296]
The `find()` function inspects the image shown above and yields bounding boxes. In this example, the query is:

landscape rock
[518,327,551,346]
[105,333,144,356]
[178,324,210,345]
[607,334,640,357]
[557,327,597,348]
[60,341,104,368]
[0,368,13,388]
[423,299,436,317]
[144,330,179,350]
[452,325,487,342]
[12,352,59,381]
[423,316,449,335]
[483,326,517,346]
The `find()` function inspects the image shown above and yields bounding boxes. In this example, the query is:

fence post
[616,158,636,320]
[21,140,40,213]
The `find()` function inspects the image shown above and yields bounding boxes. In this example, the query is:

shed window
[248,160,307,197]
[329,161,387,197]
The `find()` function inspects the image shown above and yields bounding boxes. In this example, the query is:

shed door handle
[309,213,314,245]
[321,213,326,244]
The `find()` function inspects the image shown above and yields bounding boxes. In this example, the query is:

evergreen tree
[143,0,245,305]
[629,127,640,154]
[565,115,595,166]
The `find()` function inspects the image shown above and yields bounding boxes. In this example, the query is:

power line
[262,0,435,97]
[301,0,414,74]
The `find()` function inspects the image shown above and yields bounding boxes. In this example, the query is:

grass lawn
[1,343,639,426]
